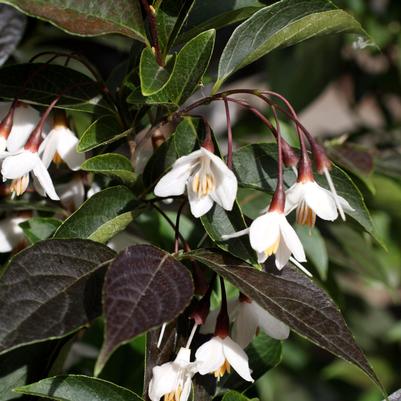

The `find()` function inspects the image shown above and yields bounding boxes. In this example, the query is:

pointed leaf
[0,0,146,42]
[96,245,194,374]
[19,217,61,244]
[0,239,115,355]
[77,115,128,152]
[81,153,137,186]
[147,29,215,106]
[184,249,382,389]
[54,186,146,243]
[214,0,366,91]
[0,63,109,113]
[222,391,256,401]
[15,375,143,401]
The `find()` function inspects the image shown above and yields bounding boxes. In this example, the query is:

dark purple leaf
[0,239,115,355]
[184,249,382,390]
[96,245,194,375]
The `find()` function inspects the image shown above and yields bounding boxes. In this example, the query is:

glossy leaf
[214,0,366,91]
[184,249,382,389]
[231,143,375,236]
[156,0,195,55]
[0,0,146,42]
[54,186,145,243]
[96,245,194,375]
[15,374,143,401]
[180,0,263,43]
[0,63,109,113]
[0,239,115,355]
[19,217,61,244]
[0,340,67,401]
[0,4,25,66]
[77,115,129,152]
[200,203,257,265]
[81,153,137,186]
[147,29,215,106]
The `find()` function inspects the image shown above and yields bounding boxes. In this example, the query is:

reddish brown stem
[223,97,233,169]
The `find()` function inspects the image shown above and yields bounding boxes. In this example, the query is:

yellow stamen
[10,175,29,196]
[53,151,63,166]
[164,386,182,401]
[296,201,316,228]
[214,359,231,380]
[192,172,215,198]
[264,235,280,257]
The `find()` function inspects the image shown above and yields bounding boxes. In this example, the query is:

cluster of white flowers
[149,295,289,401]
[154,145,354,271]
[0,102,84,201]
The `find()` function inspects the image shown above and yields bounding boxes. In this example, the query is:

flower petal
[232,302,259,348]
[7,105,40,152]
[32,160,59,200]
[222,336,254,382]
[39,131,59,168]
[284,183,303,215]
[304,182,338,221]
[0,217,26,253]
[203,149,238,211]
[148,363,179,401]
[57,128,85,170]
[278,216,306,262]
[180,376,192,401]
[154,163,193,198]
[1,151,38,179]
[249,212,280,253]
[187,181,214,218]
[253,302,290,340]
[195,337,225,375]
[275,240,291,269]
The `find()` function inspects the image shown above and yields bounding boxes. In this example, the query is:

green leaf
[222,391,257,401]
[0,341,63,401]
[96,245,194,375]
[147,29,215,106]
[231,143,376,237]
[200,203,257,265]
[0,239,115,355]
[180,0,263,43]
[77,115,128,152]
[15,375,143,401]
[19,217,61,244]
[184,249,382,390]
[0,0,147,42]
[139,47,172,96]
[295,225,328,280]
[220,333,282,392]
[54,186,146,243]
[81,153,137,186]
[156,0,196,55]
[213,0,366,92]
[0,63,109,113]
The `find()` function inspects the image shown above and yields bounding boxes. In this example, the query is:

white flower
[249,210,306,269]
[0,216,28,253]
[2,150,59,200]
[57,175,85,212]
[154,147,238,218]
[1,103,41,153]
[232,299,290,348]
[285,180,354,227]
[39,126,84,171]
[148,347,196,401]
[195,336,253,382]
